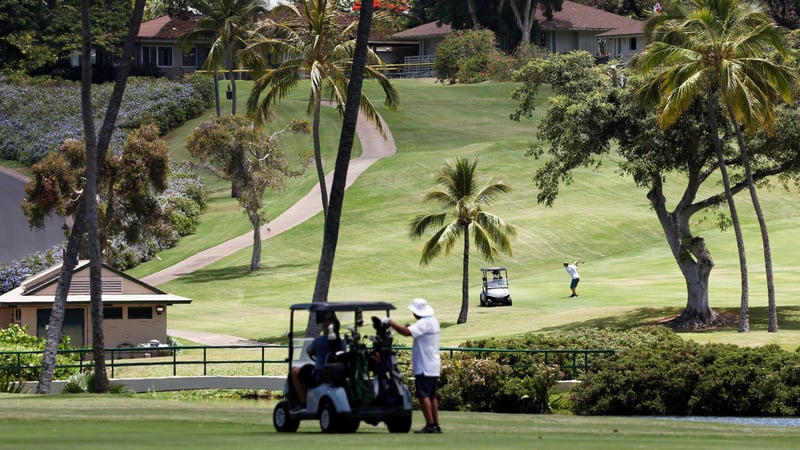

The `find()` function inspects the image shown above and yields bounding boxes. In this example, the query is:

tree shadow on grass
[173,263,308,284]
[537,306,800,333]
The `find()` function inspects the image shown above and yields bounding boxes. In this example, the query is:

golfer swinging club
[564,260,581,298]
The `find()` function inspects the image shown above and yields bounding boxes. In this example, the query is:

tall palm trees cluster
[634,0,797,332]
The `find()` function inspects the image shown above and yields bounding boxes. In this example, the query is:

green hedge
[571,338,800,416]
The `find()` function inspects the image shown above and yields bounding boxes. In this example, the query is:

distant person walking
[384,298,441,433]
[564,260,581,297]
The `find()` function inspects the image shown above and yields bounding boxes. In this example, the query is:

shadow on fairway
[177,263,307,283]
[537,306,800,333]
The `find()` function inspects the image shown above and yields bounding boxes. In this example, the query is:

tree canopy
[511,50,800,329]
[187,115,310,270]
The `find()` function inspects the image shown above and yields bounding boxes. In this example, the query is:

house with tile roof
[136,15,211,80]
[0,260,191,349]
[393,1,645,63]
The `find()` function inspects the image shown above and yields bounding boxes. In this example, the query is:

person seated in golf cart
[290,312,342,410]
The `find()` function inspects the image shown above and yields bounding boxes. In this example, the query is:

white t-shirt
[565,264,580,279]
[408,316,441,376]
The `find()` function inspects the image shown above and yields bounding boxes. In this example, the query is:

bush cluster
[417,327,667,414]
[0,76,213,165]
[434,29,514,84]
[570,337,800,416]
[0,324,79,381]
[438,357,560,413]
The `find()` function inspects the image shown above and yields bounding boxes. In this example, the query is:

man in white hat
[384,298,441,433]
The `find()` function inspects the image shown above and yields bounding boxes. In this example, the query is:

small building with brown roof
[0,260,191,349]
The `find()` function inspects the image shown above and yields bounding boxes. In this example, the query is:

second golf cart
[479,266,512,306]
[273,301,413,433]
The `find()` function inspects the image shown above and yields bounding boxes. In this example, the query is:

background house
[393,1,644,65]
[0,261,191,349]
[537,1,645,62]
[136,15,210,80]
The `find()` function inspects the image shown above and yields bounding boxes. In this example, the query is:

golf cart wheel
[479,293,487,307]
[507,297,512,306]
[319,400,343,433]
[385,416,412,433]
[273,401,300,432]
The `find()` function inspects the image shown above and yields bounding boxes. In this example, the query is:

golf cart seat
[322,351,349,386]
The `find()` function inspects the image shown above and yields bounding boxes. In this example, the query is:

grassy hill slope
[127,79,800,350]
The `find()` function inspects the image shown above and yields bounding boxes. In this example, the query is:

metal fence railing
[0,345,616,380]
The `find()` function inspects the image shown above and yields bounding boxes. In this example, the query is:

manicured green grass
[124,79,800,351]
[1,395,799,449]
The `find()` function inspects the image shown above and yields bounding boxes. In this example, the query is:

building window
[104,307,123,320]
[142,46,174,67]
[182,48,197,67]
[141,46,157,66]
[158,47,173,67]
[128,307,153,320]
[629,38,637,50]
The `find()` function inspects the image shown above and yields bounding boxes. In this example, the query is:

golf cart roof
[482,266,506,271]
[289,301,397,312]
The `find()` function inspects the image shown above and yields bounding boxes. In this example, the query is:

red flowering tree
[352,0,410,31]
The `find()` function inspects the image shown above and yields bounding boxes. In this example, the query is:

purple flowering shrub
[0,244,65,295]
[0,76,212,165]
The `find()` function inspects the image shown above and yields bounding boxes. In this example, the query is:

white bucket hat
[408,298,434,317]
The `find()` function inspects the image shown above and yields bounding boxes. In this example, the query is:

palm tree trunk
[726,103,777,332]
[213,68,221,117]
[311,0,373,303]
[706,92,749,332]
[79,0,109,393]
[458,225,470,324]
[36,204,85,394]
[228,50,237,115]
[313,98,329,219]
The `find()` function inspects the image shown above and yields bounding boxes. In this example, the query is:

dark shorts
[570,278,580,289]
[299,364,322,388]
[415,375,439,399]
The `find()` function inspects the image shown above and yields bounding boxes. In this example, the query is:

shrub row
[0,75,214,165]
[570,338,800,417]
[401,327,673,414]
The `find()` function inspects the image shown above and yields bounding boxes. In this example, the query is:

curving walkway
[141,108,396,287]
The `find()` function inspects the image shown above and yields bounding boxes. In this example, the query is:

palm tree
[410,156,516,324]
[634,0,796,332]
[311,0,375,305]
[178,0,266,117]
[241,0,399,219]
[38,0,147,393]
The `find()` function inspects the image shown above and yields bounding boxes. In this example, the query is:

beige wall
[1,304,168,349]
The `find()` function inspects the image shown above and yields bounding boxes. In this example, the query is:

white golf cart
[273,301,413,433]
[479,266,512,307]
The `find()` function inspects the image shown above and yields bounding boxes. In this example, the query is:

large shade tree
[634,0,797,332]
[512,50,800,330]
[410,156,516,324]
[242,0,398,220]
